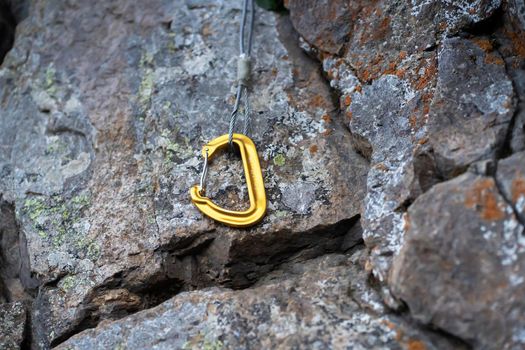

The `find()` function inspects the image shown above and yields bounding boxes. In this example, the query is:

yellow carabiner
[190,133,267,228]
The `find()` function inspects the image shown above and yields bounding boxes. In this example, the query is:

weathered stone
[286,0,522,305]
[509,0,525,31]
[391,168,525,349]
[429,37,515,178]
[1,0,525,348]
[0,0,368,346]
[286,0,352,54]
[496,152,525,224]
[0,301,27,349]
[0,199,35,303]
[57,251,464,350]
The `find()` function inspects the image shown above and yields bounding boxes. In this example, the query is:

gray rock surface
[286,0,525,308]
[0,301,27,350]
[0,0,524,349]
[57,251,464,350]
[497,152,525,225]
[0,0,367,347]
[391,163,525,350]
[429,36,515,177]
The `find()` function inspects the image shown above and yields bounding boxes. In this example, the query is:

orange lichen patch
[326,68,337,80]
[399,51,407,60]
[359,15,391,45]
[465,178,506,221]
[309,95,326,109]
[383,62,397,75]
[420,92,433,117]
[417,137,429,145]
[512,176,525,203]
[374,163,388,171]
[421,92,433,104]
[353,60,365,70]
[407,339,427,350]
[321,129,333,136]
[309,144,318,154]
[344,95,352,106]
[409,114,418,130]
[355,85,362,93]
[414,60,437,90]
[322,114,332,123]
[438,22,447,31]
[380,319,397,330]
[395,68,406,79]
[485,53,505,65]
[345,110,353,120]
[472,38,493,52]
[505,29,525,58]
[422,103,430,115]
[361,69,371,82]
[201,23,214,37]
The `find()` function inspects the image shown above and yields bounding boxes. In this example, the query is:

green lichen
[24,198,48,221]
[183,336,223,350]
[114,344,126,350]
[44,65,57,95]
[72,194,90,207]
[203,340,223,350]
[46,139,68,155]
[22,193,93,253]
[138,71,154,110]
[86,242,101,260]
[139,52,154,67]
[137,52,155,113]
[60,275,76,292]
[163,101,172,112]
[273,153,286,166]
[161,130,193,164]
[274,210,288,218]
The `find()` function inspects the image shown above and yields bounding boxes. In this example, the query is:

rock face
[0,301,27,349]
[0,0,367,348]
[57,251,464,350]
[391,164,525,349]
[0,0,524,349]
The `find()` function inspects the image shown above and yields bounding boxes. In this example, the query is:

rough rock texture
[0,301,27,349]
[0,0,368,348]
[57,251,464,350]
[391,166,525,349]
[287,0,525,305]
[283,0,525,348]
[429,36,515,177]
[0,0,525,349]
[497,152,525,225]
[290,0,519,296]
